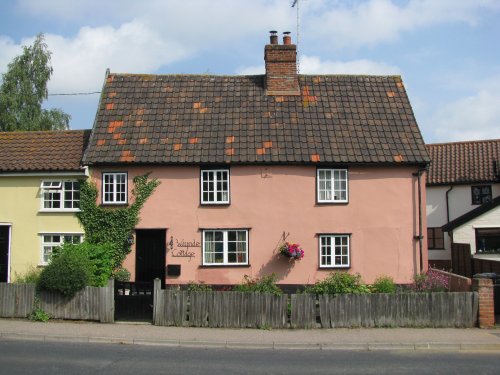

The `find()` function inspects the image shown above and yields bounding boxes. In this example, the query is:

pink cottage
[83,32,430,287]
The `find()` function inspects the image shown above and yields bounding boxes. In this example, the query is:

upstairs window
[471,185,492,205]
[317,169,348,203]
[41,180,80,210]
[201,169,230,204]
[103,172,127,204]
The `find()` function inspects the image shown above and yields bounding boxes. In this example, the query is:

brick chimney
[264,31,300,96]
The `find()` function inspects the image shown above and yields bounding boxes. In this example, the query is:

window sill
[100,203,129,208]
[318,266,351,270]
[316,201,349,206]
[199,264,250,268]
[39,209,81,213]
[200,203,231,206]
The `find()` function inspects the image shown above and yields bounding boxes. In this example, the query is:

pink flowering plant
[409,269,449,292]
[279,242,304,260]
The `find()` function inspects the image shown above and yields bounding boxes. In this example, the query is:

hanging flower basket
[279,242,304,260]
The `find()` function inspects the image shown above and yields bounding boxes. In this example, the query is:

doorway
[0,226,10,282]
[135,229,166,285]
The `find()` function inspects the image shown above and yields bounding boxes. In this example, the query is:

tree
[0,33,70,131]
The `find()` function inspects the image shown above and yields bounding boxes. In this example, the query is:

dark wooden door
[0,226,9,282]
[135,229,166,285]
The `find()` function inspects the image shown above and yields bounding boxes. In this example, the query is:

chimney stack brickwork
[264,32,300,96]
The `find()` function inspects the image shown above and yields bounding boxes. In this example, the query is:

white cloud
[0,36,23,73]
[304,0,500,48]
[44,20,188,93]
[431,88,500,141]
[237,55,399,75]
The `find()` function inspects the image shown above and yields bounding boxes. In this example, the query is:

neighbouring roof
[83,73,430,166]
[443,196,500,232]
[427,139,500,186]
[0,130,91,173]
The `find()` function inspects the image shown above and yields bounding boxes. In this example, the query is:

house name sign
[168,236,200,260]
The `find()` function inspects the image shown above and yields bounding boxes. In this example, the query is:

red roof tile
[0,130,90,173]
[426,139,500,185]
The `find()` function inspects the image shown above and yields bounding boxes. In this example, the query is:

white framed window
[40,233,83,265]
[40,180,80,210]
[317,169,348,203]
[319,234,350,268]
[202,229,248,265]
[102,172,127,204]
[201,169,230,204]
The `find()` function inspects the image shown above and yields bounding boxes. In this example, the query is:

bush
[113,267,131,282]
[409,269,449,292]
[53,242,115,287]
[233,274,282,295]
[37,248,91,298]
[186,282,213,292]
[305,272,371,295]
[371,275,397,294]
[13,265,42,284]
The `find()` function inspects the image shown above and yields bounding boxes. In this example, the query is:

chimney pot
[269,30,278,45]
[283,31,292,45]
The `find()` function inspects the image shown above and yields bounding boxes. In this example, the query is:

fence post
[99,279,114,323]
[153,278,161,325]
[473,277,495,328]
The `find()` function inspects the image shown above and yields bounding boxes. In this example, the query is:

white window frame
[40,180,81,211]
[319,234,350,268]
[317,168,348,203]
[102,172,128,204]
[200,169,230,204]
[202,229,248,266]
[40,233,84,266]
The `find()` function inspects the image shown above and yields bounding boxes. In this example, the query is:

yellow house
[0,130,90,282]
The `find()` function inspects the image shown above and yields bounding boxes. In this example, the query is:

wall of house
[452,205,500,254]
[426,183,500,261]
[91,165,427,285]
[0,175,84,281]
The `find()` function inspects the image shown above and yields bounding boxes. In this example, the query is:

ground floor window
[41,234,83,265]
[475,228,500,254]
[319,234,350,268]
[202,229,248,265]
[427,227,445,249]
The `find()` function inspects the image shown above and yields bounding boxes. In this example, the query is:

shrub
[13,265,42,284]
[37,248,91,298]
[113,267,131,282]
[233,274,282,295]
[409,269,449,292]
[371,275,397,294]
[52,242,115,287]
[186,282,213,292]
[305,272,371,295]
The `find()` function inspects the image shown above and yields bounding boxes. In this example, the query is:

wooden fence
[430,268,471,292]
[451,242,500,277]
[154,287,288,328]
[0,280,114,323]
[153,281,478,329]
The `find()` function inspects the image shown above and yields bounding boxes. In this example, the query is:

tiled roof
[427,139,500,185]
[83,73,429,166]
[0,130,90,173]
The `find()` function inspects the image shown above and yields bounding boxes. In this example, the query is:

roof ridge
[427,139,500,147]
[107,72,403,79]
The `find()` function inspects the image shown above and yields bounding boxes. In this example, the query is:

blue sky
[1,0,499,143]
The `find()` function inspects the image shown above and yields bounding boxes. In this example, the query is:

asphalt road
[1,339,499,375]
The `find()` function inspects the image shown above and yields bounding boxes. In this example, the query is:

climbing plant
[77,173,160,268]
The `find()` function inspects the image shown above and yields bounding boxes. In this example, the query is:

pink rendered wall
[91,165,427,285]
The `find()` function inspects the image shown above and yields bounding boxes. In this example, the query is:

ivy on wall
[76,173,160,268]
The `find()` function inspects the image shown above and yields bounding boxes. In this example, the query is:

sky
[0,0,499,144]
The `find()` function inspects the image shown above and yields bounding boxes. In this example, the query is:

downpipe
[413,169,425,273]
